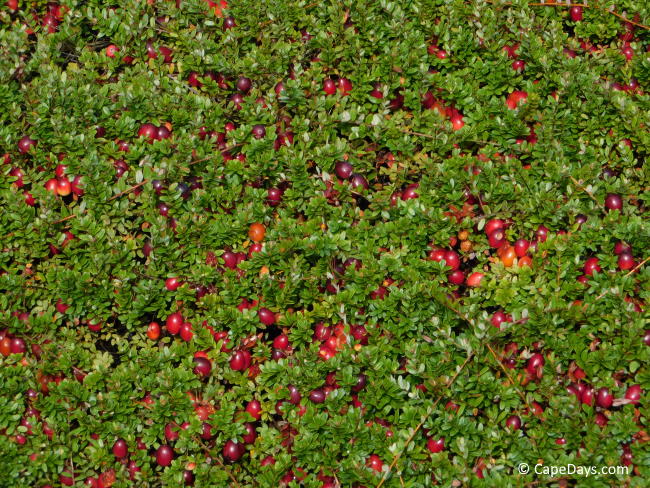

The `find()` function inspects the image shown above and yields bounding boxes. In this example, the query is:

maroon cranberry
[246,400,262,420]
[617,252,635,271]
[625,385,642,405]
[235,76,251,93]
[580,386,595,406]
[505,415,521,430]
[335,161,353,180]
[309,389,326,404]
[401,183,419,200]
[229,351,251,371]
[313,323,331,342]
[287,385,301,405]
[112,439,128,459]
[9,337,26,354]
[17,136,37,154]
[252,125,266,139]
[583,257,601,276]
[183,470,194,486]
[594,412,608,427]
[223,16,236,30]
[258,308,275,326]
[222,440,245,462]
[201,423,213,440]
[596,387,613,408]
[242,423,256,444]
[230,93,244,110]
[155,445,174,466]
[272,334,290,350]
[569,6,583,21]
[157,126,171,140]
[514,239,530,257]
[605,193,622,211]
[138,123,157,141]
[193,357,212,378]
[614,241,632,255]
[535,225,549,243]
[349,173,368,190]
[443,250,460,270]
[351,374,367,392]
[488,229,506,248]
[267,188,282,206]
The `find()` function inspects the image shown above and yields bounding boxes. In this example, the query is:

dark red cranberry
[583,257,601,276]
[258,308,275,326]
[596,387,613,408]
[236,77,252,93]
[222,440,245,462]
[229,351,251,371]
[604,193,622,211]
[17,136,37,153]
[252,125,266,139]
[427,437,445,453]
[335,161,353,180]
[351,374,367,392]
[309,389,326,404]
[618,252,635,271]
[155,445,174,466]
[505,415,521,430]
[193,357,212,378]
[323,78,337,95]
[267,188,282,206]
[112,439,128,459]
[223,16,236,30]
[230,93,244,110]
[287,385,301,405]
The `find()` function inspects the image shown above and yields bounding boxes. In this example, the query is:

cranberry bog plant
[1,1,649,487]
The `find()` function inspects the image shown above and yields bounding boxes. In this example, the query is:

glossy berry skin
[236,76,251,93]
[246,400,262,420]
[165,277,181,291]
[267,188,282,206]
[569,6,583,21]
[583,257,601,276]
[258,308,276,326]
[505,415,522,430]
[251,125,266,139]
[604,193,622,211]
[614,241,632,255]
[155,445,174,466]
[514,239,530,257]
[230,351,251,371]
[112,439,128,459]
[427,437,445,453]
[335,161,353,180]
[166,313,183,335]
[617,252,635,271]
[596,387,613,408]
[625,385,642,405]
[193,357,211,378]
[323,79,337,95]
[349,173,369,190]
[309,389,326,404]
[223,440,245,462]
[18,136,37,154]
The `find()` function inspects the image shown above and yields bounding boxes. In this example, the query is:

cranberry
[309,389,326,404]
[569,6,583,21]
[505,415,521,430]
[617,252,635,271]
[252,125,266,139]
[193,357,211,378]
[166,313,183,335]
[258,308,276,326]
[223,440,245,462]
[236,76,251,93]
[583,257,601,276]
[625,385,642,405]
[604,193,622,211]
[230,351,251,371]
[323,79,337,95]
[596,387,613,408]
[155,445,174,466]
[349,173,369,190]
[427,437,445,453]
[17,136,37,154]
[112,439,128,459]
[335,161,353,179]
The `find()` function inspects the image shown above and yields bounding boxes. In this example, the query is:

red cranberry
[604,193,622,211]
[350,173,369,190]
[17,136,37,154]
[335,161,353,179]
[596,387,613,408]
[258,308,276,326]
[583,257,601,276]
[427,437,445,453]
[309,389,326,404]
[236,76,252,93]
[617,252,635,271]
[323,79,336,95]
[222,440,245,462]
[112,439,128,459]
[505,415,521,430]
[193,357,212,377]
[625,385,642,405]
[252,125,266,139]
[155,445,174,466]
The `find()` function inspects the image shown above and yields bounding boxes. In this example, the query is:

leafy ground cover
[1,0,649,486]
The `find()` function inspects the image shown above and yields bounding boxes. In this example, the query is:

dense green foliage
[1,0,649,486]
